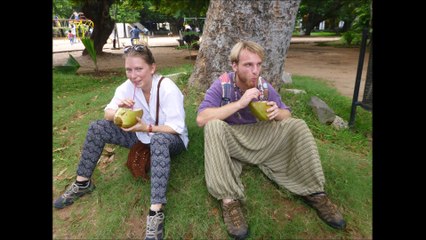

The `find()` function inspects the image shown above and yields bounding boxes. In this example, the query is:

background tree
[336,0,371,45]
[57,0,209,55]
[53,0,75,18]
[188,0,301,91]
[139,1,179,34]
[111,0,141,38]
[68,0,143,55]
[146,0,209,33]
[297,0,371,36]
[298,0,344,35]
[64,0,117,55]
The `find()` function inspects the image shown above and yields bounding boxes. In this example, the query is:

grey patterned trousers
[76,119,185,205]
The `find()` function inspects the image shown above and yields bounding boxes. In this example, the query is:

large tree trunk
[188,0,301,91]
[81,0,116,55]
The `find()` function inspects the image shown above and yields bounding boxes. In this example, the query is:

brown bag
[127,141,151,180]
[125,76,165,180]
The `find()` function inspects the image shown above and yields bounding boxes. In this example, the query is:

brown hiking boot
[221,200,249,240]
[303,193,346,229]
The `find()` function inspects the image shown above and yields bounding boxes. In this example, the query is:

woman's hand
[121,117,148,132]
[118,99,135,109]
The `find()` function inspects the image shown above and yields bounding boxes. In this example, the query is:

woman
[54,45,189,240]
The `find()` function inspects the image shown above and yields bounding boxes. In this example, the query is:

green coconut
[249,101,271,121]
[113,108,143,128]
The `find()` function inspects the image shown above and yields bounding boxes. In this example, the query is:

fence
[53,18,94,38]
[349,28,372,127]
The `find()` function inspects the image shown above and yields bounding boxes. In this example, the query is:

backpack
[219,72,269,106]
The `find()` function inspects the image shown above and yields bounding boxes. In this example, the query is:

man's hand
[238,88,260,108]
[266,101,279,120]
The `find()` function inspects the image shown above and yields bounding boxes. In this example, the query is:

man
[130,25,142,46]
[196,40,346,239]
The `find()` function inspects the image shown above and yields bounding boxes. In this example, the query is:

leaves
[53,54,80,74]
[81,37,98,72]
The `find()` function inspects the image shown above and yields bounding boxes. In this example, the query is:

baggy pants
[203,118,325,200]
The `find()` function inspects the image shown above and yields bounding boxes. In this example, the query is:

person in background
[78,12,86,20]
[54,15,65,37]
[184,23,192,31]
[53,15,60,27]
[53,44,189,240]
[130,25,142,46]
[67,30,74,45]
[70,11,79,21]
[70,24,77,43]
[196,40,346,239]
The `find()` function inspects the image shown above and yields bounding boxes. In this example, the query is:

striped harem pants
[203,118,325,200]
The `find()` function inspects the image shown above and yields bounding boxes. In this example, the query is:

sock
[223,199,236,205]
[310,191,326,196]
[75,180,90,188]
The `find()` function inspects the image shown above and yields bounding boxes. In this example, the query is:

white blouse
[105,74,189,148]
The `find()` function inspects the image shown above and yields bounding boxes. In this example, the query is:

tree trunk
[302,13,323,36]
[81,0,116,55]
[123,23,127,38]
[188,0,301,91]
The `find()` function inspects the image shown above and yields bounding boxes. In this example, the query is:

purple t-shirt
[198,72,291,125]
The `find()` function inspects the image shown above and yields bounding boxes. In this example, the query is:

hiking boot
[53,180,95,209]
[145,210,165,240]
[303,192,346,229]
[221,200,249,240]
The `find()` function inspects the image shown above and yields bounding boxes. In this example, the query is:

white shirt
[105,74,189,148]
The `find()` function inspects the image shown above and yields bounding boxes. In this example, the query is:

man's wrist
[148,124,153,133]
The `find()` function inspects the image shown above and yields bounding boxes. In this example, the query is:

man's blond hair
[229,40,265,64]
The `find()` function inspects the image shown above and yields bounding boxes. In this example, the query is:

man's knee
[279,118,307,128]
[204,119,226,134]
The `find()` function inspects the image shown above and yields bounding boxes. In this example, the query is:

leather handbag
[126,76,165,180]
[126,141,151,180]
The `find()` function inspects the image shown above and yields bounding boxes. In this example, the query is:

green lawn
[53,65,372,239]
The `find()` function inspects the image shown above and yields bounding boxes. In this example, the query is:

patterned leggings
[76,119,185,205]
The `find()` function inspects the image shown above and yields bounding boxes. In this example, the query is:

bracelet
[148,124,152,133]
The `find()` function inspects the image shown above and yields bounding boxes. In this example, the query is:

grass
[310,31,340,37]
[292,31,340,37]
[53,64,372,239]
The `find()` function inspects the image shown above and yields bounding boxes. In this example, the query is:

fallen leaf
[57,168,67,177]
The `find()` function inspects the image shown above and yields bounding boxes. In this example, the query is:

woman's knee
[86,120,121,142]
[88,119,111,130]
[150,133,172,146]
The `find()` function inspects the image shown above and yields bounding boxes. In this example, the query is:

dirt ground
[284,42,369,98]
[52,42,369,98]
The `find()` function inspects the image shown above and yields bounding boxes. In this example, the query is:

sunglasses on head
[124,45,145,54]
